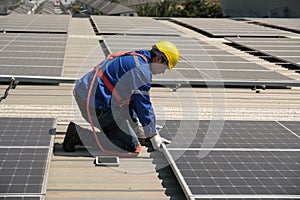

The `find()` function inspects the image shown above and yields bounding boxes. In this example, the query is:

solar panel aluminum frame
[192,194,300,199]
[153,79,300,88]
[42,128,56,195]
[0,75,77,84]
[0,195,44,199]
[161,143,195,200]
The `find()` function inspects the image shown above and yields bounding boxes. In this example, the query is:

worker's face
[151,56,168,75]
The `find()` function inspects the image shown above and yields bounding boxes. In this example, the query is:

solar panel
[169,150,299,197]
[0,33,67,77]
[246,18,300,33]
[0,118,56,199]
[226,38,300,67]
[0,14,70,33]
[0,118,55,147]
[171,18,295,37]
[103,35,296,85]
[157,120,300,200]
[159,120,300,149]
[91,16,182,36]
[0,148,49,194]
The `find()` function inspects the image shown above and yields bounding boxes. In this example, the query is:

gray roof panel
[227,37,300,67]
[159,120,300,199]
[91,16,182,36]
[0,33,67,77]
[0,14,70,33]
[246,18,300,33]
[103,35,295,85]
[171,18,295,37]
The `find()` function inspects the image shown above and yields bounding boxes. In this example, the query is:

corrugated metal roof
[100,2,134,15]
[79,0,134,15]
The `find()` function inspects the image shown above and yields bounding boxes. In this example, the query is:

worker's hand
[150,135,171,150]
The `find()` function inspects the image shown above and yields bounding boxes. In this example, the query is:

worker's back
[74,50,151,111]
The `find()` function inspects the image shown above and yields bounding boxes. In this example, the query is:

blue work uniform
[73,50,156,152]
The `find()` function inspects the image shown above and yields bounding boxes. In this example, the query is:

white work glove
[150,134,171,150]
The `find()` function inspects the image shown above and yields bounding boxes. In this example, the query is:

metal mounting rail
[1,75,300,88]
[153,79,300,88]
[0,75,78,84]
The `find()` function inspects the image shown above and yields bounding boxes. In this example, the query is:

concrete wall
[221,0,300,18]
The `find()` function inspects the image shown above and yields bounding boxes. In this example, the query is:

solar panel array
[246,18,300,33]
[158,120,300,200]
[0,118,56,199]
[0,33,67,77]
[91,16,182,36]
[226,37,300,67]
[103,35,295,85]
[0,14,70,33]
[171,18,295,37]
[1,14,299,200]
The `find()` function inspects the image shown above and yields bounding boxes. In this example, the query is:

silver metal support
[154,79,300,87]
[1,75,300,88]
[161,143,195,200]
[0,75,78,84]
[0,78,19,103]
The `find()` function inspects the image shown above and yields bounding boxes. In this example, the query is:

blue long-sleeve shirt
[74,50,156,137]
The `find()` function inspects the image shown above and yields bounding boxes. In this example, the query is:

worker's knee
[124,143,139,153]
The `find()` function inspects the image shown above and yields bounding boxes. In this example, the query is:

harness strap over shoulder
[95,51,148,107]
[107,51,148,63]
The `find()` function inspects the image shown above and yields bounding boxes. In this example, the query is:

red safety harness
[86,51,148,157]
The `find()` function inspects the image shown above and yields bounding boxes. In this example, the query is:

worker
[63,41,180,154]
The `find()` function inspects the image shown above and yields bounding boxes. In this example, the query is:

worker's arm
[128,66,171,150]
[132,91,171,148]
[126,65,157,137]
[131,83,157,137]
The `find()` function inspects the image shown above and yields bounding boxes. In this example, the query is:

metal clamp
[0,78,19,103]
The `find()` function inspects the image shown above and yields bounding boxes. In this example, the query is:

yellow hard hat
[153,41,180,70]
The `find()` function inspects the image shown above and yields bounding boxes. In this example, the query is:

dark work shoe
[63,122,83,152]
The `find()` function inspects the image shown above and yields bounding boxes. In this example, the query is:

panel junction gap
[248,21,300,34]
[224,42,300,74]
[89,17,99,35]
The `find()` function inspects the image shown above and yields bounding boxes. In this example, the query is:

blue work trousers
[74,92,139,153]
